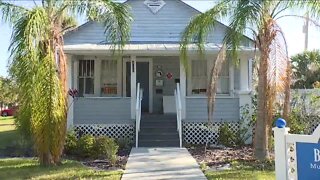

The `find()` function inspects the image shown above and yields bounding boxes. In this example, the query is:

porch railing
[135,83,143,148]
[174,83,182,148]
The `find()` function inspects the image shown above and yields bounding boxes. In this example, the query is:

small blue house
[63,0,255,147]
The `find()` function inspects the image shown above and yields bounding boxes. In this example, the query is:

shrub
[218,122,251,147]
[93,136,119,165]
[116,137,132,150]
[77,134,95,158]
[64,130,78,155]
[287,109,308,134]
[218,123,235,147]
[63,132,121,165]
[233,123,251,146]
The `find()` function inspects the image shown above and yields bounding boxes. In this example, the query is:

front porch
[65,47,254,145]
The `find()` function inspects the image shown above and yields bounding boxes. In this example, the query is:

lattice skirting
[306,117,320,134]
[183,122,240,144]
[73,124,134,142]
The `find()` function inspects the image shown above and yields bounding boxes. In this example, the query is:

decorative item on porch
[156,70,163,78]
[102,84,117,95]
[156,79,163,87]
[166,72,173,80]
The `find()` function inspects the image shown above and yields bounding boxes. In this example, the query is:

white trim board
[123,57,153,113]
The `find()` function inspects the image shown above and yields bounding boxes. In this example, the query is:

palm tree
[181,0,320,160]
[0,0,131,166]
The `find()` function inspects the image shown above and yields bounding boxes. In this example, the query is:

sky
[0,0,320,77]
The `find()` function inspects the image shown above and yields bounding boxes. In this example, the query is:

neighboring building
[63,0,255,147]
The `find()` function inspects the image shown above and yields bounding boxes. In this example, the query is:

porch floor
[121,148,207,180]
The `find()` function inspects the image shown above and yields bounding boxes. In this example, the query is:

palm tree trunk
[40,152,53,166]
[283,61,291,120]
[207,45,226,126]
[255,49,270,160]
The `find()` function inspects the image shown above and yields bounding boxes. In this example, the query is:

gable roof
[64,0,254,46]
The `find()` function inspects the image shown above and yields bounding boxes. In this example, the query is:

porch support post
[66,55,74,129]
[229,59,235,96]
[94,58,101,96]
[238,56,253,144]
[240,57,249,91]
[130,55,137,119]
[180,59,186,119]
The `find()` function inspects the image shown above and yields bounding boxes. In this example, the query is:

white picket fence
[273,118,320,180]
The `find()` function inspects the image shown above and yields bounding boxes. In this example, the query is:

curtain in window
[101,60,117,96]
[190,59,230,95]
[191,60,207,94]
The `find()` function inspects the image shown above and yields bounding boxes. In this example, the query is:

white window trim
[99,58,122,97]
[76,56,123,98]
[187,58,234,97]
[78,58,96,97]
[123,57,153,113]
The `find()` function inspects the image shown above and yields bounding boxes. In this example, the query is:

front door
[137,62,149,112]
[125,61,150,112]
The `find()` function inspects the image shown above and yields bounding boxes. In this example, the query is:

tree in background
[0,76,18,110]
[0,0,131,165]
[181,0,320,160]
[291,50,320,89]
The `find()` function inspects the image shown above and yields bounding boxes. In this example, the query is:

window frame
[100,59,120,97]
[187,58,232,96]
[78,59,95,97]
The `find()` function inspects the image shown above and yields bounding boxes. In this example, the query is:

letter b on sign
[315,149,320,162]
[297,143,320,179]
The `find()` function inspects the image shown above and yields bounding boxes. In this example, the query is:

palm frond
[9,7,50,54]
[289,0,320,20]
[0,1,28,24]
[67,0,132,51]
[224,0,261,62]
[180,1,229,72]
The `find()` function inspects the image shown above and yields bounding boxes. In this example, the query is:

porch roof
[63,43,255,54]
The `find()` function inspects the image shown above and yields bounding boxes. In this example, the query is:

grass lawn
[0,116,19,149]
[206,169,275,180]
[0,117,122,179]
[205,161,275,180]
[0,158,122,180]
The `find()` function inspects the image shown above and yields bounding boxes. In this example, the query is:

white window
[78,60,94,96]
[101,60,118,96]
[191,60,207,95]
[217,60,230,94]
[189,59,229,95]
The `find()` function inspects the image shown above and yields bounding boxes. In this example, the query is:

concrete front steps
[138,114,180,147]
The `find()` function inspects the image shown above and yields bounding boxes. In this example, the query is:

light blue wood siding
[64,0,229,45]
[152,56,180,113]
[185,97,240,122]
[74,98,132,124]
[64,22,105,45]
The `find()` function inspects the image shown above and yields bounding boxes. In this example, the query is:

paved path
[122,148,207,180]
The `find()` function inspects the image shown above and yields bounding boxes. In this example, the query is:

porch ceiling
[63,43,255,55]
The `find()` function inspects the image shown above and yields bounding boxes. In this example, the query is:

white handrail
[175,83,182,148]
[135,83,143,148]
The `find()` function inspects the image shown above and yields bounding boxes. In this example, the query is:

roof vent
[144,0,166,14]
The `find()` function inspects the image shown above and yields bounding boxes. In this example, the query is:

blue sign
[296,142,320,180]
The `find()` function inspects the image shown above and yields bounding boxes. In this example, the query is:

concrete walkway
[122,148,207,180]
